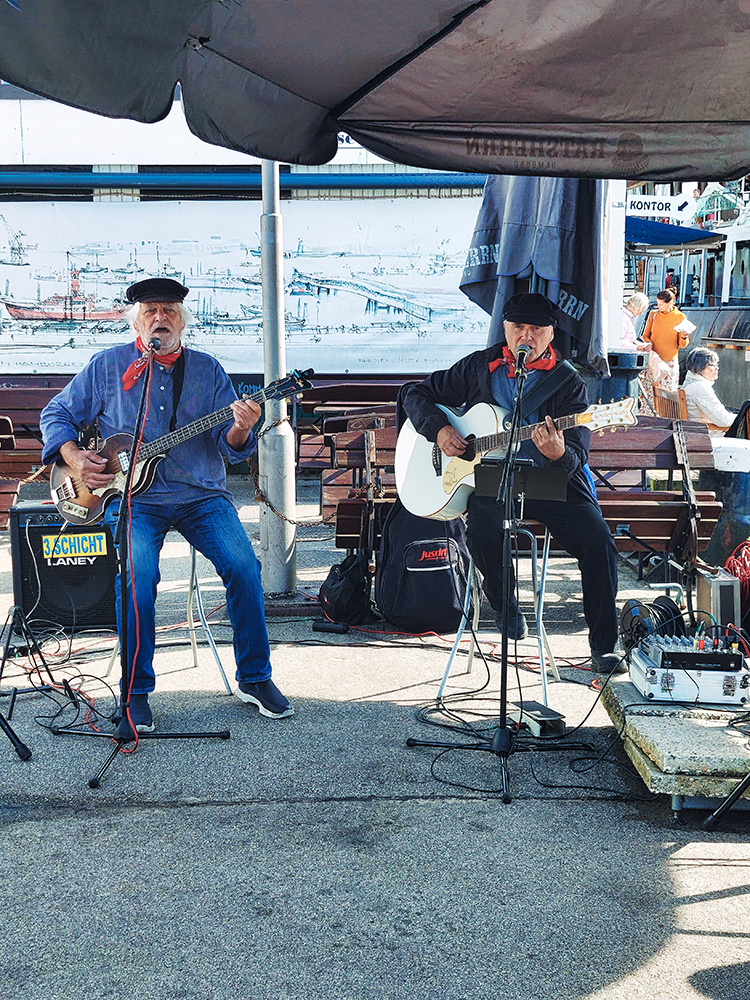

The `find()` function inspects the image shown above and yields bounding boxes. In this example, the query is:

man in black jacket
[402,292,621,674]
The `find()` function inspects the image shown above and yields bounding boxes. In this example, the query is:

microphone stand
[407,348,571,801]
[52,340,230,786]
[488,348,530,800]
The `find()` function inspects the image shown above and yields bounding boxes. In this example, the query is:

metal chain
[251,416,334,526]
[250,416,388,527]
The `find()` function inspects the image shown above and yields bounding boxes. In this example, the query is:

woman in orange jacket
[642,288,692,393]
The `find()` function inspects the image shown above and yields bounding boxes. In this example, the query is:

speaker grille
[10,501,118,632]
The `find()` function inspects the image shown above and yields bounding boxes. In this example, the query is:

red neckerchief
[121,336,183,390]
[488,345,557,378]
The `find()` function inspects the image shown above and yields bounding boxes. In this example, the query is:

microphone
[148,338,161,351]
[515,344,531,373]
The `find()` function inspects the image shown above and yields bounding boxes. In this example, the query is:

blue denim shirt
[40,342,257,506]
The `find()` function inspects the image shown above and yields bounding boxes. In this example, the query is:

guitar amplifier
[9,501,118,632]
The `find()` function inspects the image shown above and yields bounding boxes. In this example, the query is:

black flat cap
[126,277,190,303]
[502,292,559,327]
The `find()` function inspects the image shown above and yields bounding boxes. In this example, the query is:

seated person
[681,348,735,436]
[402,292,622,674]
[40,277,293,737]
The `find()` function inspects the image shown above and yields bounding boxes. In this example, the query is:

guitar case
[374,498,471,634]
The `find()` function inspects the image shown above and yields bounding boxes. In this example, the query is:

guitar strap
[519,359,577,421]
[169,351,186,432]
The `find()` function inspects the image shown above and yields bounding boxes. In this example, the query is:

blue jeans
[104,494,271,694]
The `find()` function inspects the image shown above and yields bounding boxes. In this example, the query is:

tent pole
[258,160,297,595]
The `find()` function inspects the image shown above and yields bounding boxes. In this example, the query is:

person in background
[642,288,692,392]
[620,291,651,351]
[681,347,735,435]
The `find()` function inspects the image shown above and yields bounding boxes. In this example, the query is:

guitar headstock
[263,368,315,401]
[581,397,638,432]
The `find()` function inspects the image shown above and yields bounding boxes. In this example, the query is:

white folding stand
[436,527,559,706]
[105,546,232,694]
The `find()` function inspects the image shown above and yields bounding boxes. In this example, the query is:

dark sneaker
[236,679,294,719]
[114,694,155,739]
[591,651,628,675]
[495,605,528,641]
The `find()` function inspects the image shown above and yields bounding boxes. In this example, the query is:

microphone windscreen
[515,344,531,366]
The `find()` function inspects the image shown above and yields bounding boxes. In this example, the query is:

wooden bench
[588,414,715,486]
[295,377,407,473]
[0,386,62,523]
[0,386,62,440]
[298,379,409,420]
[544,415,721,575]
[297,432,333,471]
[323,423,399,544]
[0,416,21,528]
[331,413,722,573]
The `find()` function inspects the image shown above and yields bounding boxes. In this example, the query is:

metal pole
[258,160,297,595]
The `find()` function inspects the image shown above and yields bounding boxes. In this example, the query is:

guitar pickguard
[443,455,481,495]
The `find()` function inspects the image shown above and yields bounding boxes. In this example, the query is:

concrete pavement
[1,475,749,1000]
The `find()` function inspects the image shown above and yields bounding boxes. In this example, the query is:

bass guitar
[50,368,314,525]
[394,397,637,520]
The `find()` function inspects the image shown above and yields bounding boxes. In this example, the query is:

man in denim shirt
[41,277,293,736]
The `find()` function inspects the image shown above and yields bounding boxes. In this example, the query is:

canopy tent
[624,217,725,251]
[460,177,609,372]
[2,0,750,180]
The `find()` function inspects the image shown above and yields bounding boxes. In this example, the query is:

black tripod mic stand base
[406,732,514,803]
[0,706,32,760]
[52,725,231,787]
[702,771,750,831]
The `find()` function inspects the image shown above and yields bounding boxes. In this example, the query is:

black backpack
[318,550,371,625]
[374,498,471,633]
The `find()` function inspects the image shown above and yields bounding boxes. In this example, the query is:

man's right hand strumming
[437,424,469,457]
[59,441,114,489]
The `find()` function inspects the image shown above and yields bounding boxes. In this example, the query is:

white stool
[436,527,559,706]
[104,546,232,693]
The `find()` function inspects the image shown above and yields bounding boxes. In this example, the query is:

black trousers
[465,491,619,654]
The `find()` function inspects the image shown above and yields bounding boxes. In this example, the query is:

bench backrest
[588,415,714,472]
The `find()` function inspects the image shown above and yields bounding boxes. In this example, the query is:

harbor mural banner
[0,199,489,384]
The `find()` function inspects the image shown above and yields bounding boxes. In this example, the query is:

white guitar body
[395,397,637,520]
[395,402,507,520]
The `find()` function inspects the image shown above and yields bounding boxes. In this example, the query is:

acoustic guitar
[394,397,638,520]
[50,368,314,525]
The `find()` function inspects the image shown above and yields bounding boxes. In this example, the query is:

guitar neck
[138,384,272,461]
[473,412,581,456]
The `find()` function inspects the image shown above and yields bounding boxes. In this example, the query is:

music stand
[407,363,570,801]
[51,346,230,786]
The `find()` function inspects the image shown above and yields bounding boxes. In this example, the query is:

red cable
[121,349,155,749]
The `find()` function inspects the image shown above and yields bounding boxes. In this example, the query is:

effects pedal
[508,700,565,737]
